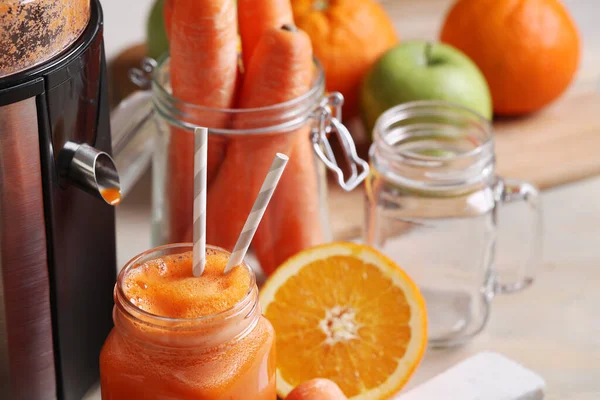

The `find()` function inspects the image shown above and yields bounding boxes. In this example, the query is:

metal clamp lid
[310,93,370,192]
[129,57,157,90]
[127,60,370,192]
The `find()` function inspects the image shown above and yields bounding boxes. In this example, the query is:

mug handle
[494,177,542,294]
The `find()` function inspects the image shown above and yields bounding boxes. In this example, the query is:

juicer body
[0,1,117,399]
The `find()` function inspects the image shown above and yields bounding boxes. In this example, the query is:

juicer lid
[0,0,91,79]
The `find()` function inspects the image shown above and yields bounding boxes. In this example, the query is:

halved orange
[259,242,427,399]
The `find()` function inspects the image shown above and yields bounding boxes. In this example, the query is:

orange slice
[259,242,427,399]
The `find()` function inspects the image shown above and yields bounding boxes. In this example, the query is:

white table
[83,172,600,400]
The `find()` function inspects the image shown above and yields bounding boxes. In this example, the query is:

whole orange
[440,0,580,116]
[291,0,398,119]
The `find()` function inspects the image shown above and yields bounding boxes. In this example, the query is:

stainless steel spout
[62,142,121,205]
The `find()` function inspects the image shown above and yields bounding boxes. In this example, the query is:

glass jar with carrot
[112,0,368,276]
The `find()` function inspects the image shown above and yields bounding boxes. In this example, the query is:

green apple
[146,0,169,60]
[360,40,492,136]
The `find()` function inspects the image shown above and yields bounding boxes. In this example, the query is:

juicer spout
[62,142,121,206]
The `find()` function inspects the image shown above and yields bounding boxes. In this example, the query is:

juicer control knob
[60,141,122,205]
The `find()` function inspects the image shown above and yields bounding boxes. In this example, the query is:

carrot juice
[99,244,276,399]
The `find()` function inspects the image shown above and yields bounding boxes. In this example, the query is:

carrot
[255,122,324,276]
[237,0,294,69]
[205,25,314,254]
[167,0,238,243]
[285,379,348,400]
[170,0,237,119]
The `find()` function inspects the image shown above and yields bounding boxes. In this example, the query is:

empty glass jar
[365,101,541,347]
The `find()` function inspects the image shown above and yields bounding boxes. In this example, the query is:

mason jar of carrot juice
[99,243,276,399]
[121,55,368,276]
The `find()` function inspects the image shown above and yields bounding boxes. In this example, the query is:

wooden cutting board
[494,90,600,189]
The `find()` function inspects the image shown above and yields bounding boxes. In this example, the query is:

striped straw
[224,153,289,273]
[192,127,208,277]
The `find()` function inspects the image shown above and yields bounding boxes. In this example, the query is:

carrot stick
[249,27,323,274]
[167,0,238,243]
[237,0,294,69]
[205,26,314,254]
[170,0,237,118]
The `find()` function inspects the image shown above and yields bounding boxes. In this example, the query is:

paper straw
[224,153,289,273]
[192,127,208,276]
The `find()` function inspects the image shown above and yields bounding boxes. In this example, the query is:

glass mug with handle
[364,101,541,347]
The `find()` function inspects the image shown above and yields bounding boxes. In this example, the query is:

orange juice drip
[123,250,251,318]
[101,188,121,205]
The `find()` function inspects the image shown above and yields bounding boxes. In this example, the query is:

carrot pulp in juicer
[0,0,91,78]
[99,246,276,400]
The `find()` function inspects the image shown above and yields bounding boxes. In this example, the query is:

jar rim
[152,53,325,120]
[115,243,257,329]
[373,100,493,162]
[371,100,495,191]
